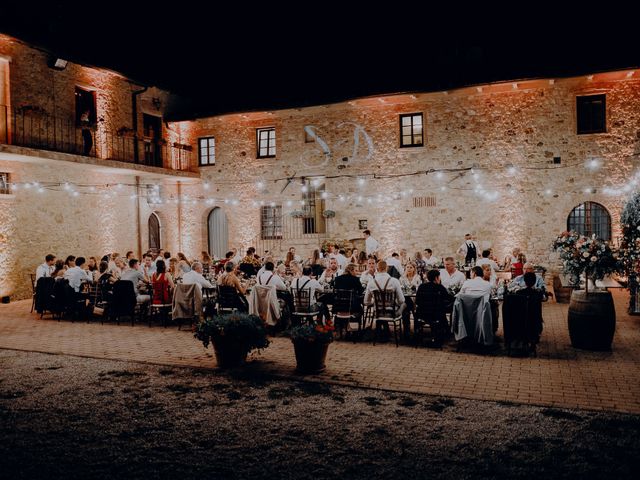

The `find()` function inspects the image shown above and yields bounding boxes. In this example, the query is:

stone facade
[0,35,198,299]
[2,32,640,300]
[181,71,640,267]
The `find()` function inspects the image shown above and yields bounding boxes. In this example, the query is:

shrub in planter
[194,313,270,368]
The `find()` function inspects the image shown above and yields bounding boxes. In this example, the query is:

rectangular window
[257,127,276,158]
[0,172,10,194]
[198,137,216,166]
[399,113,424,147]
[577,94,606,134]
[261,205,282,239]
[74,86,97,126]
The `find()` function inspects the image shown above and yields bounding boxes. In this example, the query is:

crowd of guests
[34,230,545,344]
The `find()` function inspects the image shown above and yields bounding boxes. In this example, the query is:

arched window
[567,202,611,240]
[148,212,161,251]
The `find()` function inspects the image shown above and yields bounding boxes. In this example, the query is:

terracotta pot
[567,289,616,351]
[212,338,248,368]
[292,339,330,374]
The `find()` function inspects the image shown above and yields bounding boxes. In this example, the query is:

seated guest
[258,261,287,290]
[201,251,213,271]
[110,257,127,280]
[360,258,377,286]
[51,260,66,279]
[239,247,261,276]
[64,256,93,292]
[334,263,365,314]
[288,246,302,263]
[415,269,454,345]
[385,252,404,276]
[335,249,349,270]
[284,251,295,274]
[97,261,113,284]
[481,264,497,288]
[120,258,151,303]
[87,257,100,281]
[439,257,466,289]
[108,252,120,272]
[64,255,76,269]
[400,262,422,291]
[511,252,527,277]
[257,256,275,277]
[356,250,368,267]
[218,261,249,312]
[291,266,327,320]
[349,248,360,264]
[181,261,213,293]
[423,248,440,268]
[125,251,135,261]
[36,254,56,280]
[399,249,410,268]
[509,263,547,297]
[460,266,492,295]
[308,249,324,278]
[414,251,427,278]
[175,260,191,281]
[141,253,157,278]
[168,258,179,280]
[177,252,190,266]
[364,260,406,316]
[503,247,521,271]
[319,257,341,285]
[476,249,499,272]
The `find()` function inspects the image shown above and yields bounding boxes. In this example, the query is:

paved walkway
[1,291,639,414]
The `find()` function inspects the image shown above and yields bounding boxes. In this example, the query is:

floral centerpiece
[194,313,270,368]
[289,210,306,218]
[288,320,335,373]
[448,282,463,296]
[322,209,336,218]
[552,231,622,294]
[620,191,640,313]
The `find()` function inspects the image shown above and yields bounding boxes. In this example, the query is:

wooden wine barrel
[553,275,573,304]
[567,290,616,351]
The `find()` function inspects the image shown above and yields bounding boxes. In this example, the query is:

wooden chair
[413,290,447,347]
[372,289,402,347]
[332,289,361,341]
[502,292,543,357]
[29,273,37,313]
[217,285,240,314]
[290,287,318,326]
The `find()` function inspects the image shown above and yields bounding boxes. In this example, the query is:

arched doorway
[148,212,161,251]
[208,207,228,259]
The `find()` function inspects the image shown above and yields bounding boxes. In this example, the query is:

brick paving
[1,290,639,414]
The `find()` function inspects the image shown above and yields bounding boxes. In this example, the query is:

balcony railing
[0,105,192,171]
[253,213,334,256]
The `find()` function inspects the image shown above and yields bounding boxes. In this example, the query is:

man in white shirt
[476,249,499,271]
[64,256,93,292]
[460,266,492,296]
[319,258,342,285]
[36,254,56,280]
[423,248,439,268]
[364,260,405,313]
[363,229,380,256]
[335,249,349,270]
[360,257,377,287]
[257,261,287,291]
[439,256,466,289]
[457,233,479,265]
[231,247,243,266]
[141,253,157,278]
[385,252,404,276]
[509,263,547,296]
[256,256,274,277]
[182,261,214,292]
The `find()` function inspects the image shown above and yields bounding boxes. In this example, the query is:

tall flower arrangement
[620,192,640,312]
[552,231,622,294]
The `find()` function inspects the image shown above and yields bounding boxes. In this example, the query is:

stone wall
[179,71,640,265]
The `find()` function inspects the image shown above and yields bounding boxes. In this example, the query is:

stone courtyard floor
[1,290,639,414]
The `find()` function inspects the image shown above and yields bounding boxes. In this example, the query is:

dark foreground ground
[0,349,639,480]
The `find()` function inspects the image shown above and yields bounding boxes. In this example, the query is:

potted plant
[288,320,335,373]
[552,231,622,350]
[194,313,270,368]
[619,191,640,314]
[289,210,306,218]
[322,209,336,218]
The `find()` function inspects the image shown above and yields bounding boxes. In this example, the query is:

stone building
[1,32,639,300]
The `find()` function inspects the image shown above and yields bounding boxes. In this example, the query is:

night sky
[2,3,638,116]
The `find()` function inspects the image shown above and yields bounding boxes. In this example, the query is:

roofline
[167,65,640,122]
